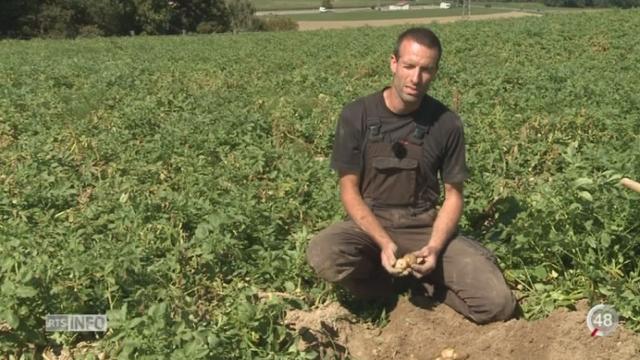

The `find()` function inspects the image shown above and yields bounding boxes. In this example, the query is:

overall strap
[359,94,384,193]
[363,94,383,142]
[408,123,431,145]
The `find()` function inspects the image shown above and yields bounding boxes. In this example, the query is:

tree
[0,0,299,38]
[169,0,230,33]
[226,0,259,33]
[132,0,172,34]
[0,0,31,36]
[321,0,333,9]
[37,2,77,37]
[83,0,136,35]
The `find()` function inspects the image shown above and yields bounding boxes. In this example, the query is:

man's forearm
[427,187,464,253]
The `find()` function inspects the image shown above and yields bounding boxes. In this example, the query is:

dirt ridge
[286,296,640,359]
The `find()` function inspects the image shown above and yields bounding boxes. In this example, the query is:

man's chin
[401,92,423,103]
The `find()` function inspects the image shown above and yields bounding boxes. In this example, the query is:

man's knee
[306,231,338,281]
[445,236,517,324]
[306,228,361,283]
[472,288,517,324]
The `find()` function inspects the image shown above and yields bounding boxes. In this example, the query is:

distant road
[256,5,439,16]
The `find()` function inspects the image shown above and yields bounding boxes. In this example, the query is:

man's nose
[410,69,420,84]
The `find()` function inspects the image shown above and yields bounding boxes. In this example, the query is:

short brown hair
[393,27,442,65]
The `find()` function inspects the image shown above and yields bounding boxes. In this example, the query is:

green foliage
[0,9,639,357]
[131,0,171,34]
[37,2,77,38]
[78,24,106,37]
[0,0,233,38]
[256,15,299,31]
[195,21,226,33]
[321,0,334,9]
[84,0,137,35]
[169,0,231,33]
[0,0,41,37]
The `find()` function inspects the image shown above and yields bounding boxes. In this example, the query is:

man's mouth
[405,86,419,95]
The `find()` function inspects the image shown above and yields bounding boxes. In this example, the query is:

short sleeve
[440,116,470,184]
[329,102,364,173]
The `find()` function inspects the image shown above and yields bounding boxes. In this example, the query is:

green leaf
[577,191,593,202]
[530,265,547,280]
[284,281,295,292]
[573,177,593,188]
[195,223,209,239]
[1,310,19,329]
[600,233,611,248]
[14,285,37,298]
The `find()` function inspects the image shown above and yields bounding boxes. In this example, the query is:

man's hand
[409,182,463,278]
[410,245,439,278]
[380,242,405,276]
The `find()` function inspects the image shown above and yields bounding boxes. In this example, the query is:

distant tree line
[0,0,297,39]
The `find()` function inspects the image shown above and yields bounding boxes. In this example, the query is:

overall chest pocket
[368,157,418,205]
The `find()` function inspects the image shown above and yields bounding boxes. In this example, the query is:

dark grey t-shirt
[330,89,469,185]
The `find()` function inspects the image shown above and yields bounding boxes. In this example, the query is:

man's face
[390,38,439,105]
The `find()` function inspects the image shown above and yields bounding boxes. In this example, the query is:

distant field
[253,0,581,12]
[476,1,552,9]
[289,7,511,21]
[296,11,538,30]
[252,0,404,11]
[252,0,461,11]
[473,2,598,12]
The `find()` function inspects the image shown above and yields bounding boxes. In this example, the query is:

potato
[392,253,419,275]
[435,347,468,360]
[404,253,417,266]
[440,348,456,358]
[395,258,408,270]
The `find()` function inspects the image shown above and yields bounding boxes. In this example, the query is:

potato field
[0,9,639,359]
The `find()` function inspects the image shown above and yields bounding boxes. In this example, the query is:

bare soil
[285,296,640,359]
[297,12,540,31]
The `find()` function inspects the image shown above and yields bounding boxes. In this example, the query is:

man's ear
[432,67,439,80]
[390,54,398,74]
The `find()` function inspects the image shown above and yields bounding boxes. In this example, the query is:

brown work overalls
[307,97,516,324]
